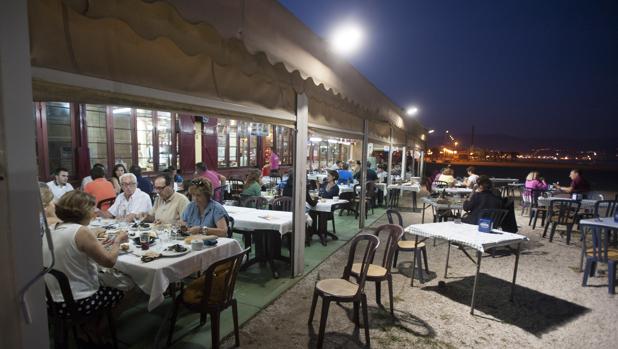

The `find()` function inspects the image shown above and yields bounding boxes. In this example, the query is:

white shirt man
[47,168,74,201]
[104,173,152,219]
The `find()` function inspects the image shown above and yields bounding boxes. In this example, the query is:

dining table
[420,196,465,224]
[577,217,618,271]
[405,221,529,314]
[309,198,348,245]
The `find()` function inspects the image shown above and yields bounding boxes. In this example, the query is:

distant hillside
[429,133,617,153]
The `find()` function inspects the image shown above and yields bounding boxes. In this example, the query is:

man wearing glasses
[100,173,152,220]
[142,173,189,224]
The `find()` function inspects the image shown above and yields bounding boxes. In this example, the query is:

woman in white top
[436,168,456,187]
[43,190,129,318]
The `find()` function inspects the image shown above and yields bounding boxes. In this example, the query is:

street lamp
[406,106,419,116]
[330,22,364,56]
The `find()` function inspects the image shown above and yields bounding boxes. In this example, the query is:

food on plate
[120,243,130,251]
[166,244,188,253]
[143,251,160,258]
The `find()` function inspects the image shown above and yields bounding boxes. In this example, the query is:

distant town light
[454,141,459,146]
[330,22,364,56]
[406,106,419,116]
[428,129,435,134]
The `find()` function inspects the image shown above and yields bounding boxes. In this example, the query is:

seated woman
[525,171,548,191]
[240,170,262,198]
[436,168,456,187]
[39,182,61,227]
[462,176,503,224]
[180,178,229,236]
[318,170,340,199]
[42,190,129,318]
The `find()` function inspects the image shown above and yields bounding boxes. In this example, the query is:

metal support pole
[511,243,521,301]
[400,146,407,180]
[419,150,425,178]
[292,93,308,276]
[359,120,369,228]
[411,149,416,177]
[387,128,393,186]
[0,1,50,347]
[470,251,482,314]
[410,235,419,287]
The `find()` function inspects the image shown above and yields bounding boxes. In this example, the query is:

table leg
[421,202,427,224]
[510,243,521,302]
[412,192,417,211]
[470,251,482,315]
[410,235,419,287]
[580,226,587,272]
[153,282,177,348]
[444,243,451,278]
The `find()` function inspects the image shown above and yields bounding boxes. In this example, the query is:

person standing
[47,167,74,201]
[269,150,280,176]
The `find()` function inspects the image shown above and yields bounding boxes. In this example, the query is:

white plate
[160,248,191,257]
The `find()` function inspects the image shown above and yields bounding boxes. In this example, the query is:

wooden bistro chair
[45,269,119,349]
[308,234,380,349]
[582,227,618,294]
[350,224,404,316]
[168,248,250,348]
[542,199,581,245]
[387,209,429,284]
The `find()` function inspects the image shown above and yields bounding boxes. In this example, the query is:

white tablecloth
[307,173,328,182]
[490,178,519,184]
[405,222,528,253]
[311,199,349,213]
[115,238,242,311]
[387,183,420,192]
[421,197,464,210]
[224,205,294,235]
[431,187,473,195]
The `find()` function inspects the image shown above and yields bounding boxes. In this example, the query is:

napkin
[141,251,161,263]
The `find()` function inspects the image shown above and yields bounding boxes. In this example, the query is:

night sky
[279,0,617,148]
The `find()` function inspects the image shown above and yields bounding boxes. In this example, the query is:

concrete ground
[223,197,618,348]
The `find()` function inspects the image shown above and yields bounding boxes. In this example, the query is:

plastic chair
[350,224,404,316]
[582,227,617,294]
[45,269,119,349]
[386,209,429,284]
[528,189,548,229]
[242,196,269,210]
[542,199,581,245]
[168,248,250,348]
[212,185,227,204]
[308,234,380,349]
[271,196,292,212]
[336,191,357,216]
[433,180,449,188]
[387,188,401,208]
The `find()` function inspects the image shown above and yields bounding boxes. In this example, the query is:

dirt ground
[223,204,618,348]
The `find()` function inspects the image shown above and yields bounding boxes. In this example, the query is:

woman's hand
[188,226,202,235]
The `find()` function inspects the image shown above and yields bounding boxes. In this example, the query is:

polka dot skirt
[50,287,124,319]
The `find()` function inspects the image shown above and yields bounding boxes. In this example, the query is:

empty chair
[45,269,119,349]
[353,182,376,218]
[386,209,429,284]
[336,191,357,216]
[350,224,404,316]
[542,199,581,245]
[478,208,509,228]
[271,196,292,212]
[242,196,269,210]
[168,248,250,348]
[387,188,401,208]
[582,227,617,294]
[308,234,380,349]
[526,189,548,228]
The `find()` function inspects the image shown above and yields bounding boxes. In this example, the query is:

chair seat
[550,216,575,224]
[398,240,425,250]
[350,263,387,278]
[316,278,358,298]
[586,248,618,260]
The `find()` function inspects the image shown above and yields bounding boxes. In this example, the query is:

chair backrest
[548,199,581,223]
[213,185,227,204]
[386,209,403,226]
[594,200,618,218]
[242,196,269,210]
[588,227,615,263]
[366,181,376,197]
[45,269,81,320]
[198,248,250,308]
[522,188,545,206]
[478,208,509,228]
[225,215,234,238]
[338,191,355,202]
[97,196,116,210]
[433,180,449,188]
[228,178,245,194]
[372,224,404,272]
[342,233,380,296]
[148,192,158,204]
[272,196,292,212]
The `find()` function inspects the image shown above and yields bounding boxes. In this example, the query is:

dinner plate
[160,249,191,257]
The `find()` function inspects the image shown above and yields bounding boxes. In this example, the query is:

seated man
[143,174,189,224]
[47,167,74,201]
[84,165,116,211]
[130,165,153,194]
[99,173,152,220]
[554,169,591,195]
[353,162,378,181]
[462,175,503,224]
[81,163,105,190]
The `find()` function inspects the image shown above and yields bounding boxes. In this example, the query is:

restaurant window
[85,104,108,167]
[157,111,172,170]
[112,107,133,168]
[274,126,293,165]
[217,121,227,167]
[217,119,261,168]
[45,102,73,173]
[136,109,154,171]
